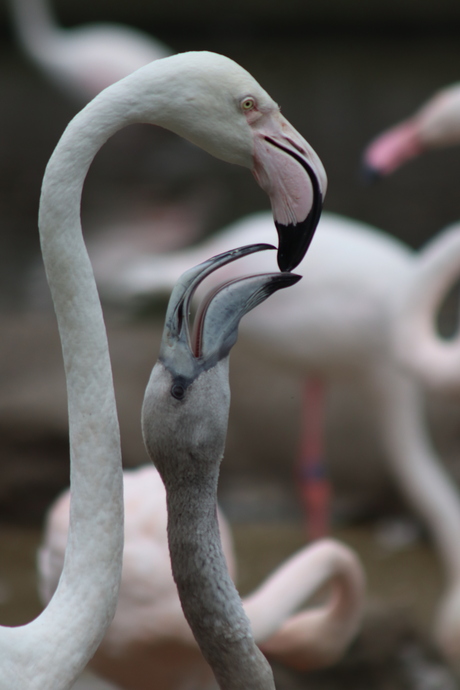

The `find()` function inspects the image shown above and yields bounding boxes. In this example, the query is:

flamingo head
[362,82,460,178]
[141,243,300,483]
[128,52,327,272]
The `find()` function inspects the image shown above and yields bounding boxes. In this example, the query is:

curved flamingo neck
[393,222,460,391]
[0,66,146,689]
[142,360,275,690]
[374,367,460,585]
[7,0,56,55]
[388,225,460,587]
[244,539,364,666]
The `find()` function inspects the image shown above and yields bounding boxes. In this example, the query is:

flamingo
[39,463,236,690]
[23,47,324,688]
[140,243,364,689]
[362,81,460,177]
[0,12,140,690]
[6,0,170,101]
[98,208,460,663]
[385,221,460,665]
[39,461,365,690]
[0,194,125,678]
[33,50,326,277]
[391,220,460,393]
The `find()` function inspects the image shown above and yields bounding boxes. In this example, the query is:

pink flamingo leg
[296,377,330,540]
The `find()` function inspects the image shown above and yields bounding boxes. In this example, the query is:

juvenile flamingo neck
[142,359,276,689]
[164,469,276,690]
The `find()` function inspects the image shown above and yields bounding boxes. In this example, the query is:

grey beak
[193,271,300,362]
[159,243,301,379]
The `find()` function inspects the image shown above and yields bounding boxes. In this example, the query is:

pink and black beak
[252,112,327,272]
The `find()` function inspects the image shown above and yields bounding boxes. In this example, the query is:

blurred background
[1,1,460,687]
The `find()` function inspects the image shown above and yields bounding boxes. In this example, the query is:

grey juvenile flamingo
[140,243,361,689]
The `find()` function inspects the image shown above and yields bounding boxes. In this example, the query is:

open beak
[159,243,301,380]
[252,112,327,272]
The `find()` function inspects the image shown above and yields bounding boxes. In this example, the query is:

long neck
[7,0,57,56]
[164,468,276,690]
[243,539,364,646]
[374,366,460,585]
[393,221,460,390]
[0,79,137,689]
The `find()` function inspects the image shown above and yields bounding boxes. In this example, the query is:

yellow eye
[241,97,255,111]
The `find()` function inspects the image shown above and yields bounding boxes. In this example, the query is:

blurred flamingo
[96,208,460,667]
[7,0,170,101]
[362,81,460,177]
[39,464,365,690]
[22,44,325,688]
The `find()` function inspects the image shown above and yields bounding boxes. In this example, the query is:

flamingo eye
[241,97,255,112]
[171,382,185,400]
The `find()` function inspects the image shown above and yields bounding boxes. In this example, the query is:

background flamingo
[362,81,460,178]
[6,0,170,102]
[39,463,365,690]
[97,208,460,663]
[7,0,207,274]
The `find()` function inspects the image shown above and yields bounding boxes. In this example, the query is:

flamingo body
[39,465,365,690]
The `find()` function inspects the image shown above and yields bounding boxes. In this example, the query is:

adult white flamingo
[140,244,363,689]
[18,48,323,688]
[98,209,460,664]
[0,19,135,690]
[39,462,365,690]
[7,0,170,101]
[362,81,460,177]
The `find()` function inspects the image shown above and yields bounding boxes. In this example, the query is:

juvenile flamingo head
[142,243,300,483]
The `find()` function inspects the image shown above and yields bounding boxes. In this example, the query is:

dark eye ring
[171,383,186,400]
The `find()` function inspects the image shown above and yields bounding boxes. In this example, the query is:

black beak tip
[360,161,382,185]
[275,216,319,273]
[277,251,298,273]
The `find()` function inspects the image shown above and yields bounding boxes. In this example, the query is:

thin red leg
[296,377,330,540]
